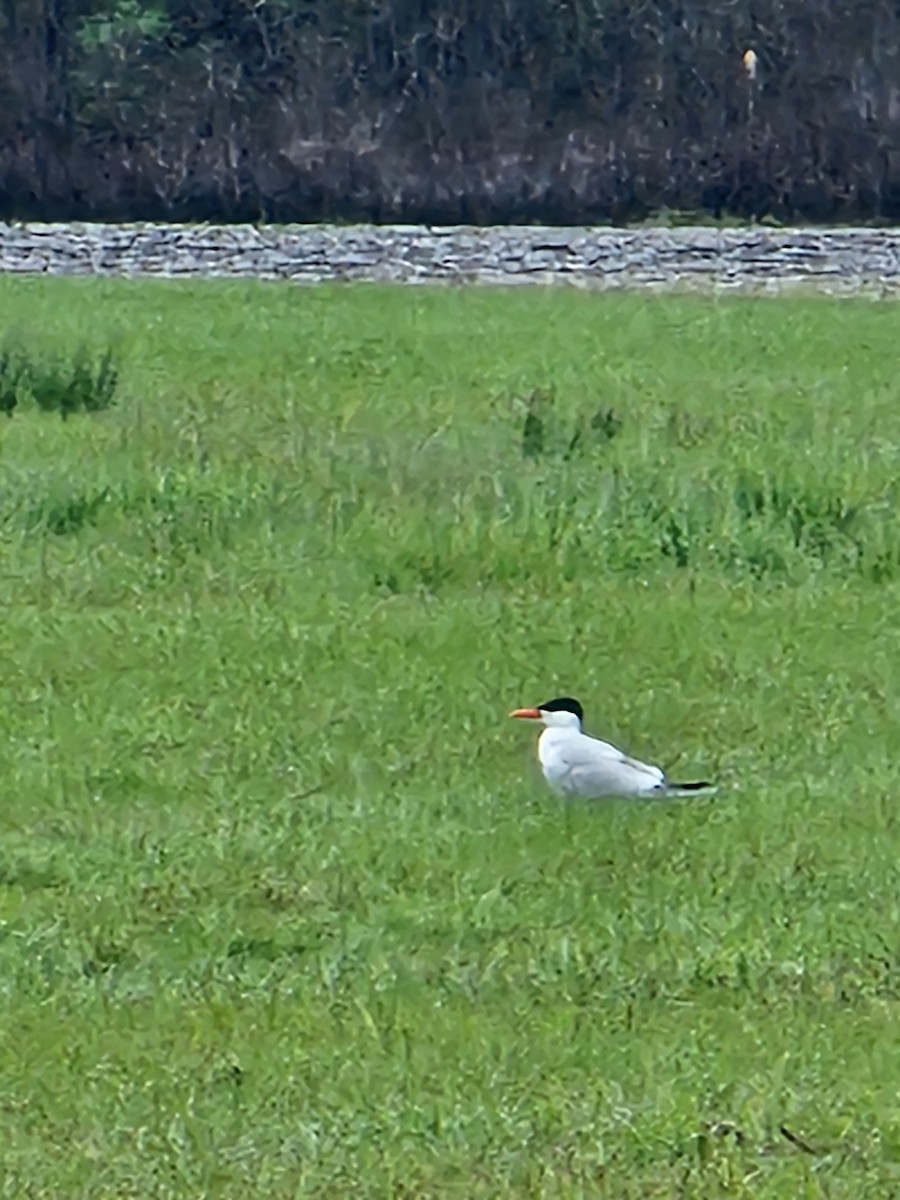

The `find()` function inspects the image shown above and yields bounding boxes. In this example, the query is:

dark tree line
[1,0,899,225]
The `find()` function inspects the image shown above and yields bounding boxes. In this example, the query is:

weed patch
[0,340,118,417]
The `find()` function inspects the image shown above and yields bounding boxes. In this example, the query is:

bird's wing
[551,732,665,797]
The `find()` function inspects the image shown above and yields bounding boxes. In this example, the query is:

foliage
[0,342,118,418]
[1,277,900,1195]
[0,346,23,415]
[75,0,168,48]
[0,0,899,222]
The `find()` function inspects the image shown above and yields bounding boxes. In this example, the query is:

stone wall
[1,222,899,295]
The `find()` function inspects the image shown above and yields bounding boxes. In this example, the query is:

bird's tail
[665,780,717,798]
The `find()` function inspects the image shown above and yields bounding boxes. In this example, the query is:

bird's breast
[537,729,576,790]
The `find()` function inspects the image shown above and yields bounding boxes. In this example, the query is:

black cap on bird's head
[537,697,584,722]
[509,696,584,727]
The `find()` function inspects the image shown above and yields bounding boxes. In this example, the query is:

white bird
[509,696,717,800]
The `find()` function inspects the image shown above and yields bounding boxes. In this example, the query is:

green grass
[2,277,900,1197]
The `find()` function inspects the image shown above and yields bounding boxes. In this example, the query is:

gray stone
[0,222,899,294]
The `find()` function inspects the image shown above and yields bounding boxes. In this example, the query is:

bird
[509,696,717,800]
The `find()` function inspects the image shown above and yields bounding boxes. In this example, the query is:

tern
[510,696,716,800]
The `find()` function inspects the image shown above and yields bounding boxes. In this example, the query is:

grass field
[2,276,900,1197]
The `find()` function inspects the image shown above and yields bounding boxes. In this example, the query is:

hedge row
[1,0,898,224]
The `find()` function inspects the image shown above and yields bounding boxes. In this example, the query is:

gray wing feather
[555,735,665,797]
